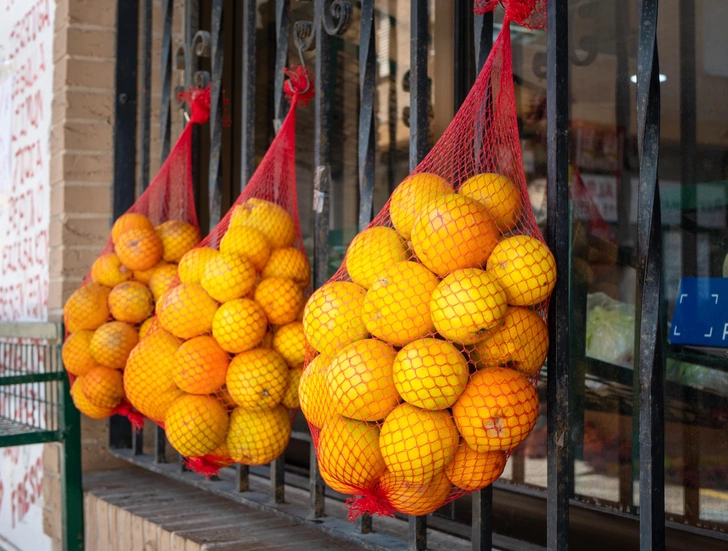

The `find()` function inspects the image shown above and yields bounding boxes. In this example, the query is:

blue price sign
[671,278,728,348]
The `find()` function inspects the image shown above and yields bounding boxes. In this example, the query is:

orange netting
[300,10,554,519]
[474,0,546,30]
[63,88,209,427]
[123,67,311,474]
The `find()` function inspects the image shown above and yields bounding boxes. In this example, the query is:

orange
[471,307,548,376]
[80,366,124,408]
[320,462,359,495]
[178,247,218,284]
[486,235,556,307]
[430,268,508,345]
[108,281,155,324]
[201,252,256,302]
[62,330,97,377]
[393,338,468,410]
[459,173,522,232]
[362,261,438,346]
[219,226,271,271]
[411,194,499,277]
[254,278,304,325]
[149,264,179,302]
[445,442,506,491]
[157,283,218,339]
[133,261,167,285]
[261,248,310,288]
[165,395,229,457]
[71,379,114,419]
[211,298,268,353]
[327,339,398,422]
[111,213,154,245]
[282,366,303,409]
[452,367,539,452]
[380,469,451,516]
[205,442,234,467]
[91,253,132,287]
[173,336,230,394]
[116,227,164,271]
[64,283,111,333]
[138,317,155,340]
[345,227,407,288]
[272,322,306,368]
[216,386,237,411]
[155,220,200,262]
[379,403,459,484]
[89,321,139,369]
[389,173,452,239]
[302,282,368,358]
[226,348,288,410]
[229,198,296,249]
[298,355,334,428]
[319,415,386,491]
[227,405,291,465]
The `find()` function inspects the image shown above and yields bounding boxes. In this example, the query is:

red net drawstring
[112,403,145,431]
[345,488,396,521]
[178,85,212,124]
[184,456,223,478]
[474,0,546,30]
[283,66,315,107]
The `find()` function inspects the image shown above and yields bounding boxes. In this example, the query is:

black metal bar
[274,0,291,128]
[635,0,665,548]
[474,11,493,74]
[358,0,375,230]
[310,442,325,517]
[140,0,152,190]
[453,0,473,112]
[409,0,428,171]
[271,458,285,504]
[241,0,256,184]
[358,513,372,535]
[546,0,570,549]
[184,0,201,215]
[208,0,224,227]
[237,464,250,492]
[408,516,426,551]
[154,424,166,463]
[472,487,493,551]
[160,0,174,163]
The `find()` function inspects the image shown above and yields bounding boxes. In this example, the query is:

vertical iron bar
[358,0,376,230]
[132,426,144,455]
[274,0,291,127]
[453,0,473,112]
[473,10,493,73]
[546,0,570,549]
[472,486,492,551]
[160,0,174,162]
[635,0,665,548]
[140,0,152,190]
[238,464,250,492]
[61,374,84,551]
[408,516,427,551]
[271,458,285,504]
[310,442,325,517]
[208,0,225,227]
[241,0,257,184]
[185,0,201,213]
[154,424,166,463]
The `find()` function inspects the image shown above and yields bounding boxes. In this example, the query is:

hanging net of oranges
[300,0,555,519]
[122,67,313,474]
[63,88,211,426]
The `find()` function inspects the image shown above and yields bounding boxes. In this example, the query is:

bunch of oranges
[301,172,555,515]
[122,198,309,467]
[64,213,200,420]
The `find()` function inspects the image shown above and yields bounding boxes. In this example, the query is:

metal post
[160,0,174,163]
[208,0,225,227]
[472,486,493,551]
[274,0,291,128]
[61,373,84,551]
[154,425,167,463]
[271,458,285,504]
[358,0,375,230]
[140,0,152,190]
[241,0,256,184]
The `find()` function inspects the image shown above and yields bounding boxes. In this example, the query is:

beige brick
[61,153,114,182]
[55,0,117,31]
[184,540,203,551]
[62,184,112,215]
[171,532,200,551]
[132,513,145,551]
[61,122,114,153]
[48,216,109,248]
[158,529,173,551]
[43,471,61,512]
[43,443,61,474]
[143,518,161,551]
[55,57,115,92]
[97,499,110,551]
[53,91,114,125]
[58,28,115,61]
[117,507,133,551]
[43,502,62,541]
[84,494,98,551]
[108,503,119,551]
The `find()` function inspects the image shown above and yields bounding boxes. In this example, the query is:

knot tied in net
[345,488,396,522]
[178,85,212,124]
[283,66,315,106]
[474,0,546,30]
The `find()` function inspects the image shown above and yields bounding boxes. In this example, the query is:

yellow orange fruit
[133,261,167,285]
[390,173,452,239]
[173,336,230,394]
[205,442,234,468]
[138,317,154,340]
[298,355,334,428]
[81,366,124,408]
[115,227,164,271]
[219,226,271,271]
[327,339,398,422]
[411,194,499,277]
[157,283,218,339]
[71,379,114,419]
[471,307,548,376]
[62,330,97,377]
[91,253,132,287]
[282,367,303,409]
[362,261,438,346]
[320,462,359,495]
[445,442,506,491]
[261,248,310,288]
[459,173,522,232]
[165,395,229,457]
[226,405,291,465]
[302,282,368,358]
[272,322,306,368]
[254,278,304,326]
[201,252,256,303]
[430,268,508,345]
[226,348,288,410]
[211,298,268,353]
[379,403,459,485]
[156,220,200,263]
[149,264,179,302]
[393,338,468,410]
[346,227,408,288]
[89,321,139,369]
[111,213,154,245]
[229,198,296,249]
[380,469,451,516]
[486,235,556,307]
[178,247,218,284]
[319,415,386,491]
[108,281,155,324]
[452,367,539,452]
[64,283,111,333]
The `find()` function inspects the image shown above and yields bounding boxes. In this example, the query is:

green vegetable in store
[585,293,635,366]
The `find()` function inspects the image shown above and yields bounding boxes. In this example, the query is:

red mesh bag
[123,68,312,474]
[474,0,546,30]
[300,2,555,519]
[62,88,209,427]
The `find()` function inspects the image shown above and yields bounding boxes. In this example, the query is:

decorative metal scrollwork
[293,21,315,53]
[322,0,352,36]
[174,29,213,104]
